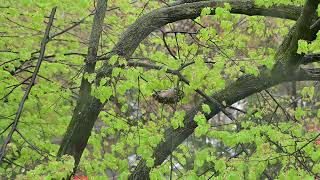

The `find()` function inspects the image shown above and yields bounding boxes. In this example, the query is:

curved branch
[97,0,302,78]
[129,65,320,179]
[109,0,301,58]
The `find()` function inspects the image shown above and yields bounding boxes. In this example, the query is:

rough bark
[57,0,107,169]
[101,0,301,60]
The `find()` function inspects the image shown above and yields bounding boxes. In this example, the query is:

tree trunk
[57,0,107,170]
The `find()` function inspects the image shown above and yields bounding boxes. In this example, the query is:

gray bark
[57,0,108,170]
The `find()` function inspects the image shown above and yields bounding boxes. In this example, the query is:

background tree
[1,0,320,179]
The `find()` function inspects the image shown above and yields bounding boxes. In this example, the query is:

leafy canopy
[0,0,320,179]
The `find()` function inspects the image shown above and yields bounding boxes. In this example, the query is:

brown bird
[153,88,184,104]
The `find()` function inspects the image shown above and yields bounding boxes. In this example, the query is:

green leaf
[109,55,119,65]
[195,124,209,137]
[19,49,31,60]
[297,40,308,54]
[202,104,211,114]
[201,7,212,17]
[311,150,320,161]
[146,158,155,168]
[294,107,305,120]
[84,72,96,83]
[194,113,206,125]
[92,85,113,103]
[215,159,226,173]
[112,67,122,77]
[313,163,320,173]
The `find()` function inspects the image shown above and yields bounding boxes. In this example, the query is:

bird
[152,88,184,104]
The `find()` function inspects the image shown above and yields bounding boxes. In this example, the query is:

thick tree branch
[275,0,319,67]
[103,0,301,59]
[295,67,320,81]
[97,1,302,79]
[301,54,320,64]
[129,65,320,179]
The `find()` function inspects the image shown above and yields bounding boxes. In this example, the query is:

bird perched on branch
[153,88,184,104]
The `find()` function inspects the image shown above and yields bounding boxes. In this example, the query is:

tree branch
[0,7,56,164]
[301,54,320,64]
[274,0,319,67]
[295,67,320,81]
[104,0,301,59]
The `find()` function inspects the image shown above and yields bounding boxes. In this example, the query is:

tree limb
[103,0,301,59]
[301,54,320,64]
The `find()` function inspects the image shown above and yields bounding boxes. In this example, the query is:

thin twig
[0,7,57,164]
[49,13,93,40]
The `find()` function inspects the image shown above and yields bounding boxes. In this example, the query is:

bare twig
[0,7,57,164]
[49,13,93,40]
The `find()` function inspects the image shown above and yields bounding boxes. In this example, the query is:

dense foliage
[1,0,320,179]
